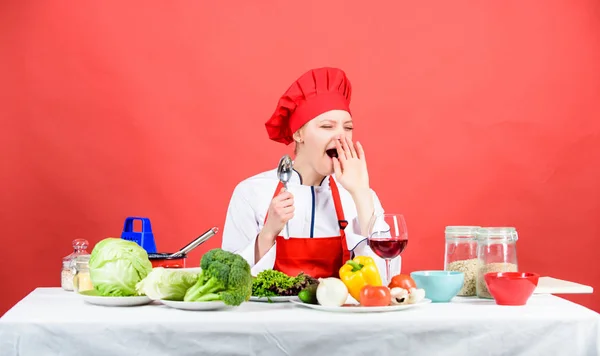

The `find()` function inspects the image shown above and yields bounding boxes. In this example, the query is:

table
[1,288,599,356]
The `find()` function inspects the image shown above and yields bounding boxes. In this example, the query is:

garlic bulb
[316,278,348,307]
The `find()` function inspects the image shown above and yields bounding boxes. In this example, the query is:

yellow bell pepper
[339,256,383,301]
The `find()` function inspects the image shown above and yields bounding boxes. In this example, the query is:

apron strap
[263,181,285,225]
[328,178,348,235]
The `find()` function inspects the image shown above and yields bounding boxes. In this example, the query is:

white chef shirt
[221,168,402,279]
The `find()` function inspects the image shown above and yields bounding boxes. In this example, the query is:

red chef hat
[265,67,352,145]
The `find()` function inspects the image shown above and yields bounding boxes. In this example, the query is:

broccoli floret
[183,249,252,306]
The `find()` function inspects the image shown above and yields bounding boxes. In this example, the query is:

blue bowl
[410,271,464,303]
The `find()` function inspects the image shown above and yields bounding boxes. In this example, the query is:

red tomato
[388,274,417,290]
[360,286,392,307]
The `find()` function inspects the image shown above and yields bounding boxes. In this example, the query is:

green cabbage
[135,267,200,301]
[89,238,153,296]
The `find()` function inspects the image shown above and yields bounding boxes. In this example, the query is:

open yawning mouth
[326,148,338,158]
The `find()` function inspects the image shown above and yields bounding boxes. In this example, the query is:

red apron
[264,178,351,279]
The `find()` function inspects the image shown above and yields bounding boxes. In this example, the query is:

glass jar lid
[476,227,518,242]
[445,226,480,238]
[63,238,90,262]
[72,238,89,251]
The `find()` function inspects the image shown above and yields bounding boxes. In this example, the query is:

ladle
[167,227,219,258]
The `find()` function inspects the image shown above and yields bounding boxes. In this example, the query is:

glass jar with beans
[444,226,480,296]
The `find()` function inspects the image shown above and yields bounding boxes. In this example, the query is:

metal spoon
[277,155,293,239]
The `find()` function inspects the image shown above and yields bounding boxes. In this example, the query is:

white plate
[160,299,232,311]
[250,295,300,303]
[289,298,432,313]
[78,290,152,307]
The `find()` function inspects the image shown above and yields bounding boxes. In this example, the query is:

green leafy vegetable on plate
[183,248,252,306]
[251,270,318,298]
[135,267,200,301]
[89,238,153,297]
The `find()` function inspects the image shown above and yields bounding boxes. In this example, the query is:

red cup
[484,272,539,306]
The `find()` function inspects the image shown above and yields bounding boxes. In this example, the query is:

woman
[221,67,400,280]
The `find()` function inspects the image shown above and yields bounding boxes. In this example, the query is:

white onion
[316,278,348,307]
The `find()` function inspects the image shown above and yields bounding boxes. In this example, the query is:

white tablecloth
[1,288,599,356]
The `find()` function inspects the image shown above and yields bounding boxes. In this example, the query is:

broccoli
[183,248,252,306]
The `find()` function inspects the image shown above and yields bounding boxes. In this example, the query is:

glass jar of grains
[444,226,480,296]
[476,227,519,298]
[61,239,90,291]
[73,254,93,293]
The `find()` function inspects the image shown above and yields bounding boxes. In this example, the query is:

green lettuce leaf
[136,267,200,301]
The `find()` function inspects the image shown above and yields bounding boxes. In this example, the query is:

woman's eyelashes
[319,125,353,131]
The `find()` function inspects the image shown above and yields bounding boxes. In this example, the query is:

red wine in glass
[367,213,408,284]
[369,238,408,259]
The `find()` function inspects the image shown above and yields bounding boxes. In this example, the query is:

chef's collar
[290,168,330,187]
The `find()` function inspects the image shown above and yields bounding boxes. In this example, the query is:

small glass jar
[61,239,90,291]
[476,227,519,298]
[444,226,480,296]
[73,255,93,293]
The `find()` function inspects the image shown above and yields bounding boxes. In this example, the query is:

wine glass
[367,213,408,284]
